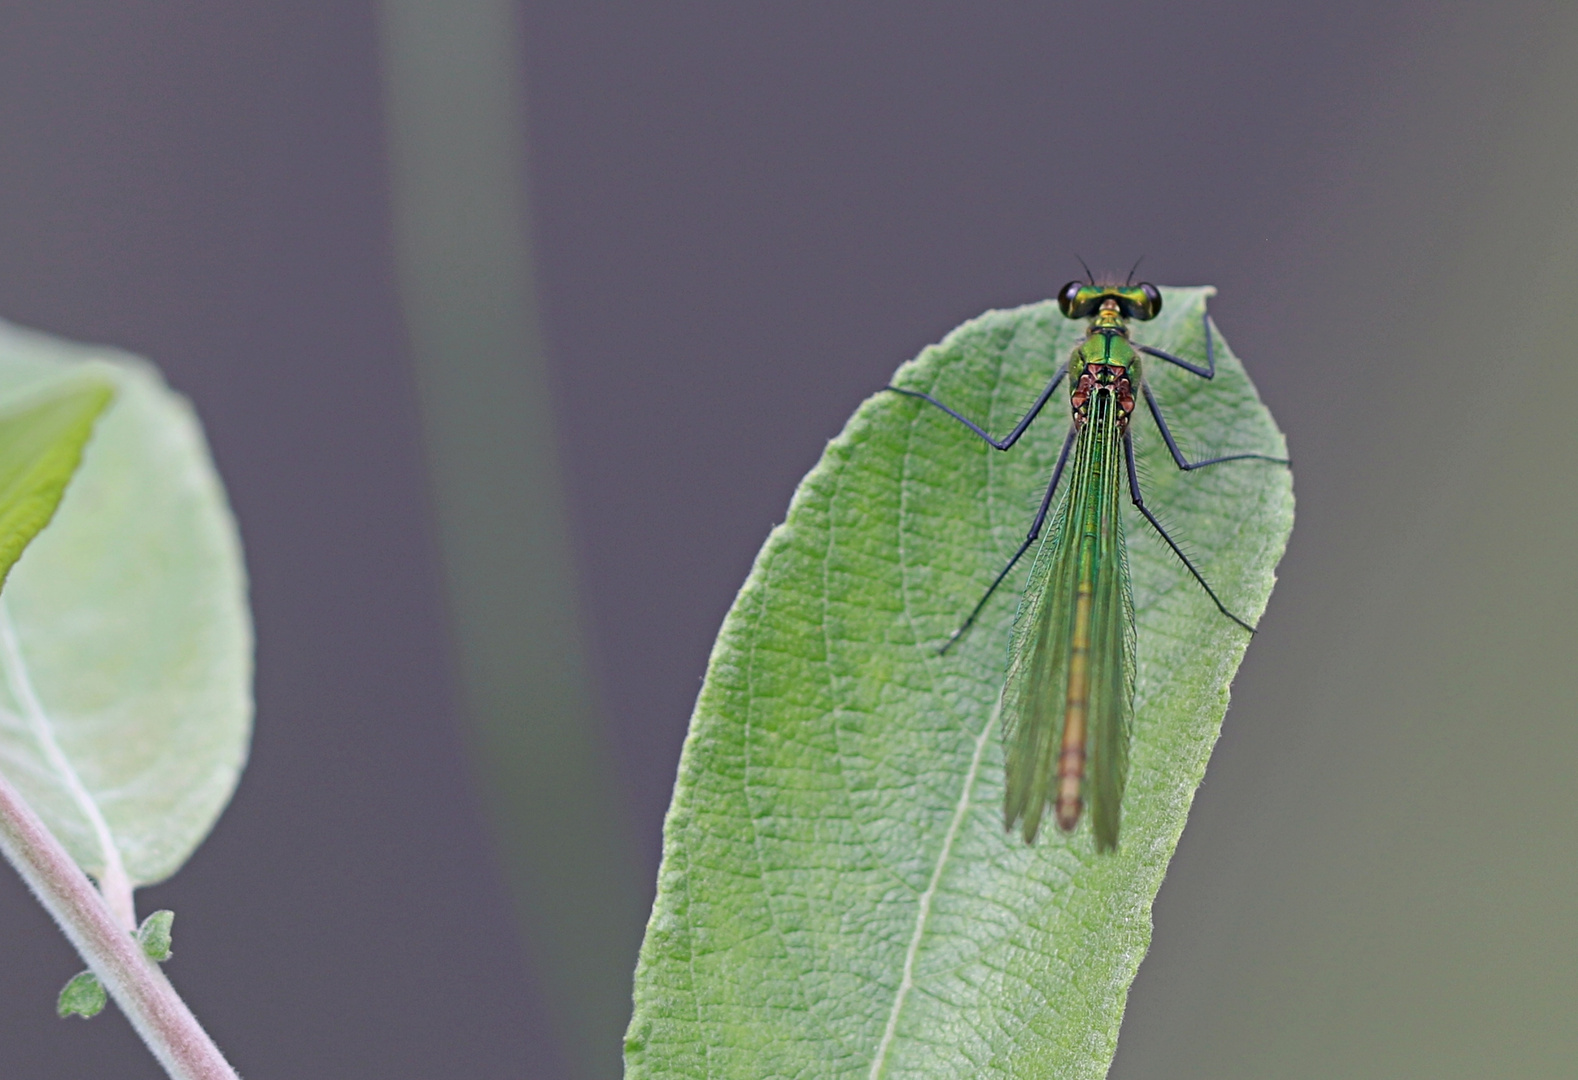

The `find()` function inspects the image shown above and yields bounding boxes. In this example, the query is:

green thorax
[1069,319,1141,429]
[1073,295,1142,377]
[1076,325,1139,372]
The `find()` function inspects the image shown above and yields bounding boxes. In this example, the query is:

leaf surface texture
[628,289,1294,1079]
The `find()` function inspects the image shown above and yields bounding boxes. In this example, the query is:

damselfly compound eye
[1139,282,1162,319]
[1057,281,1085,319]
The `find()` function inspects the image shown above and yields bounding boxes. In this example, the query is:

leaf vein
[867,699,995,1079]
[0,600,134,925]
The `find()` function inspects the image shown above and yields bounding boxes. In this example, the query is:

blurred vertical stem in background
[377,6,643,1078]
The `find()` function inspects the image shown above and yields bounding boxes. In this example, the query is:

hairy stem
[0,767,237,1080]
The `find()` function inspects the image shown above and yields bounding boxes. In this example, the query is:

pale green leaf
[0,320,251,889]
[627,288,1294,1079]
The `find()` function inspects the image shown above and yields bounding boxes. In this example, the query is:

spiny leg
[1124,431,1257,633]
[939,425,1078,655]
[1139,311,1217,379]
[887,364,1067,451]
[1142,382,1291,471]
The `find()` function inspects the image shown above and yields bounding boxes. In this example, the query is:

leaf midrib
[867,335,1026,1079]
[0,600,132,913]
[867,699,997,1079]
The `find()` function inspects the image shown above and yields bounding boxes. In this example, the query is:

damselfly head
[1057,281,1162,322]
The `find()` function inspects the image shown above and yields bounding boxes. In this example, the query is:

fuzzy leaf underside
[627,289,1294,1079]
[0,321,251,888]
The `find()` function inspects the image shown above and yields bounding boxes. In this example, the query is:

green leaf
[0,380,114,591]
[0,321,251,889]
[626,289,1294,1078]
[57,970,106,1019]
[136,909,174,962]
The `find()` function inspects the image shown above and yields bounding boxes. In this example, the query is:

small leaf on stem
[136,909,174,962]
[57,971,106,1019]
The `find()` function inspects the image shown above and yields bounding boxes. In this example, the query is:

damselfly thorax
[1070,359,1136,429]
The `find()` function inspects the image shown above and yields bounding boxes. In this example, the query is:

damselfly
[887,272,1289,851]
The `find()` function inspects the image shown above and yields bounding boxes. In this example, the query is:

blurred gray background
[0,2,1575,1077]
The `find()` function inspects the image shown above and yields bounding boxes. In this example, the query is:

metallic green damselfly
[888,275,1289,851]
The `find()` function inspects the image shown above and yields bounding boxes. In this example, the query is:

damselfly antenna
[1125,256,1145,286]
[1075,254,1096,286]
